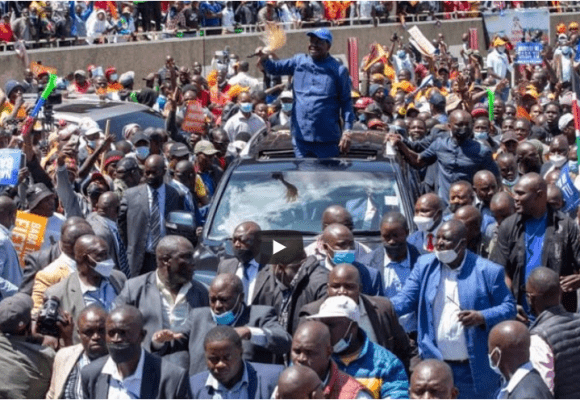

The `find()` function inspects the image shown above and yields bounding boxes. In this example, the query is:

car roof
[52,98,155,122]
[232,156,400,174]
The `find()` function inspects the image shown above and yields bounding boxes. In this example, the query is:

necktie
[426,233,434,252]
[111,224,131,278]
[150,189,162,250]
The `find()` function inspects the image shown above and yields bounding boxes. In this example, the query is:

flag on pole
[487,88,495,122]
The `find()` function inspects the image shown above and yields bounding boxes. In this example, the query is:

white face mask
[488,347,503,378]
[414,215,436,232]
[110,73,118,82]
[89,256,115,278]
[497,45,506,53]
[435,242,461,265]
[550,154,567,168]
[474,131,488,141]
[333,321,353,354]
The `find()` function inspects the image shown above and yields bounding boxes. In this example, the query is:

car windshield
[208,168,405,241]
[95,110,165,139]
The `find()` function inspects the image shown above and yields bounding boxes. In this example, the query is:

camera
[36,296,64,337]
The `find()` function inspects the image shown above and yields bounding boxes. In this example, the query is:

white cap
[280,90,293,99]
[559,113,574,131]
[84,126,102,137]
[307,295,360,323]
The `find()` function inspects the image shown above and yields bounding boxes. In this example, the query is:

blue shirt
[420,136,500,202]
[522,213,547,318]
[199,2,222,26]
[382,249,417,333]
[0,225,22,299]
[333,332,409,399]
[262,53,354,143]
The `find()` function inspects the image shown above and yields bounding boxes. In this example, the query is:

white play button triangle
[272,240,286,255]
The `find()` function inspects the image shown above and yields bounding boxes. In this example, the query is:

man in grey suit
[45,235,126,344]
[114,236,208,363]
[86,192,131,278]
[118,155,185,277]
[217,221,272,305]
[81,305,192,399]
[151,273,291,375]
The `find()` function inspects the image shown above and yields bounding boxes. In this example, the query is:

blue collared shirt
[263,53,354,143]
[382,248,417,333]
[205,361,250,399]
[420,136,500,202]
[0,224,22,299]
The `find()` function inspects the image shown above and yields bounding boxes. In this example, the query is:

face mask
[414,215,436,232]
[448,202,462,213]
[488,348,503,378]
[550,154,567,168]
[87,140,96,149]
[107,342,141,364]
[435,242,461,264]
[110,74,118,82]
[453,126,470,139]
[240,102,253,113]
[384,242,407,259]
[282,103,293,112]
[497,45,505,53]
[333,321,353,353]
[233,248,254,264]
[135,146,150,160]
[474,131,488,141]
[92,257,115,278]
[332,249,356,265]
[358,114,366,122]
[502,176,519,188]
[397,50,406,59]
[569,160,579,174]
[210,296,241,326]
[562,46,572,56]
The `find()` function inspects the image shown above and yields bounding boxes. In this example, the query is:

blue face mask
[211,296,241,326]
[87,140,97,149]
[359,114,367,122]
[474,131,488,141]
[562,46,572,56]
[240,102,253,113]
[135,146,150,160]
[569,160,580,174]
[332,249,356,265]
[282,103,293,112]
[397,50,406,59]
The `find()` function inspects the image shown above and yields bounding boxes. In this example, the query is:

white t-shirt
[486,49,510,79]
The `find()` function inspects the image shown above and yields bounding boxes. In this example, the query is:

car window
[94,110,165,139]
[208,169,405,241]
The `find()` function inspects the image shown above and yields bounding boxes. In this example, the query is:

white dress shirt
[433,255,469,361]
[102,348,145,399]
[146,184,166,253]
[235,259,260,305]
[156,271,192,329]
[497,362,534,399]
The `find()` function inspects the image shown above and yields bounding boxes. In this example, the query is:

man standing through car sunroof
[256,28,355,159]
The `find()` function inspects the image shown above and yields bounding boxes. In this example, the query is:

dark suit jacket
[81,351,192,399]
[507,368,553,399]
[114,271,209,351]
[217,258,272,304]
[158,305,291,375]
[189,362,282,399]
[86,212,124,274]
[19,242,61,295]
[298,294,413,372]
[45,270,126,344]
[118,184,185,277]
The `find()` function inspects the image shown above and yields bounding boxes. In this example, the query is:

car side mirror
[165,211,197,247]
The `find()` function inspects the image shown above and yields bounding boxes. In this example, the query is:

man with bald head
[151,273,291,374]
[491,172,580,317]
[410,360,458,399]
[389,109,500,202]
[0,196,22,299]
[47,305,108,399]
[487,192,515,256]
[453,205,487,257]
[527,267,580,398]
[305,205,371,261]
[87,192,131,278]
[115,235,208,359]
[299,263,412,371]
[169,159,207,225]
[321,223,383,296]
[488,321,552,399]
[81,305,192,399]
[408,193,446,254]
[218,221,269,304]
[516,141,542,175]
[393,220,516,398]
[291,321,371,399]
[276,365,324,399]
[119,154,185,277]
[473,170,499,235]
[45,235,126,343]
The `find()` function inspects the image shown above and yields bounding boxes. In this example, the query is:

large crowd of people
[2,3,580,400]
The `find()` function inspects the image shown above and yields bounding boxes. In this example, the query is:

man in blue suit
[391,220,516,399]
[320,223,383,296]
[189,326,283,399]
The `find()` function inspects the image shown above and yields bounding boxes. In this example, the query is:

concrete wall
[1,11,580,89]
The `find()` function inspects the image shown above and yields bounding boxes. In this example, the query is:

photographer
[0,293,72,398]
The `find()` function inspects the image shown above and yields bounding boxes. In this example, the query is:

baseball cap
[26,183,55,211]
[74,69,86,77]
[194,140,220,156]
[4,80,24,97]
[368,119,386,129]
[493,37,507,47]
[119,71,135,87]
[307,296,360,323]
[369,84,383,97]
[559,113,574,131]
[363,103,383,116]
[429,92,446,107]
[143,73,156,82]
[354,97,373,110]
[84,126,102,137]
[280,90,293,100]
[307,28,333,45]
[500,132,518,143]
[130,131,150,145]
[170,142,191,158]
[0,293,33,334]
